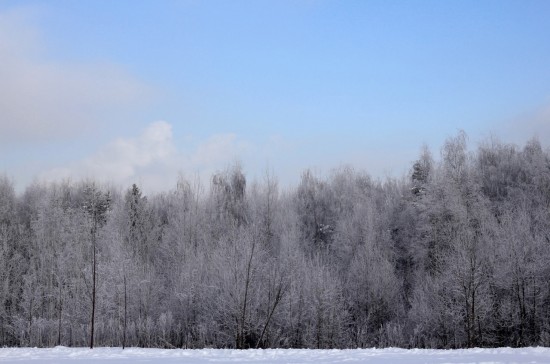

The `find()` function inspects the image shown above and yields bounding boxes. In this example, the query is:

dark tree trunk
[90,226,97,349]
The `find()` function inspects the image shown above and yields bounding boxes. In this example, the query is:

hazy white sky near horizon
[1,1,550,193]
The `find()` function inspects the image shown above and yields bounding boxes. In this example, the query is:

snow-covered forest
[1,132,550,349]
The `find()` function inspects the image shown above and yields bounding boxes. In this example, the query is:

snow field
[0,347,549,363]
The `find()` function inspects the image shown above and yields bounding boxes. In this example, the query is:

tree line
[1,132,550,349]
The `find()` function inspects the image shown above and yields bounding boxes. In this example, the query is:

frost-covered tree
[81,182,111,349]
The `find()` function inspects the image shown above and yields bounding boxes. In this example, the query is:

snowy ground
[0,347,549,363]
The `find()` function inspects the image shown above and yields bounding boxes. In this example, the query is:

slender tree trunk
[316,306,322,349]
[57,283,62,346]
[471,286,476,346]
[256,282,284,348]
[123,271,127,349]
[28,297,33,347]
[531,274,537,339]
[90,227,97,349]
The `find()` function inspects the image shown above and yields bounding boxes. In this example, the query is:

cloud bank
[40,121,251,193]
[0,7,150,143]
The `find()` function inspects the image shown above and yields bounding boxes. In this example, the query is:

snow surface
[0,347,549,363]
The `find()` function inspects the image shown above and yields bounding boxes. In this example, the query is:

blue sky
[1,1,550,192]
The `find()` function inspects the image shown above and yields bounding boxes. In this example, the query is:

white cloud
[37,120,418,194]
[40,121,252,193]
[41,121,175,189]
[0,7,151,143]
